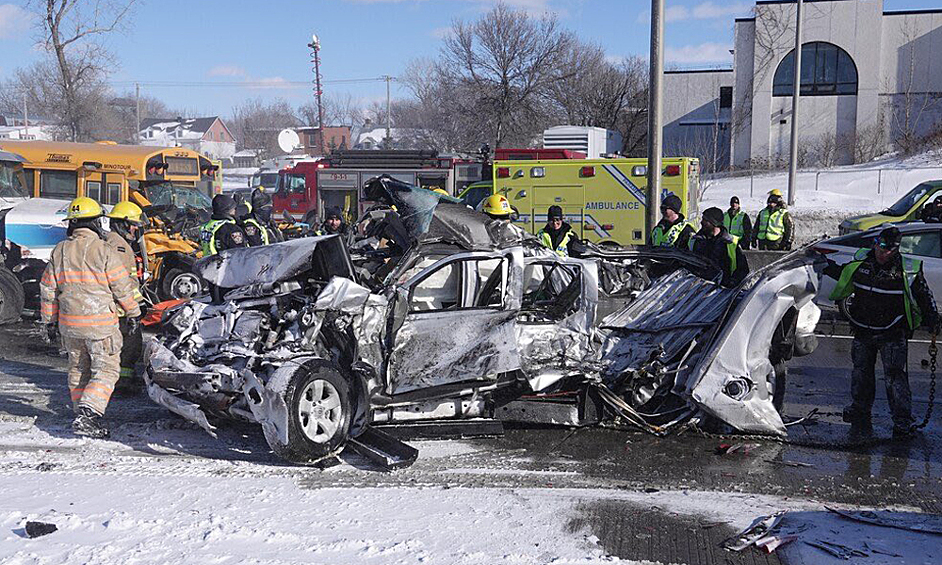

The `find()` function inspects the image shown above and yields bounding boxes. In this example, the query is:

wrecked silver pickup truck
[145,176,822,466]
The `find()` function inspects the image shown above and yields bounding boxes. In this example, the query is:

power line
[106,77,396,88]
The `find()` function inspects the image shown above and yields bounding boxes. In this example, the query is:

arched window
[772,42,857,96]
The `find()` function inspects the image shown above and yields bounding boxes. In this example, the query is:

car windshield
[144,182,212,210]
[253,172,278,188]
[884,182,940,216]
[0,161,29,198]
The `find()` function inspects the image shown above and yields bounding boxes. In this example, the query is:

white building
[0,125,54,141]
[139,116,236,160]
[664,0,942,169]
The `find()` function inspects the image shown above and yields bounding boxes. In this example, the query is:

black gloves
[44,323,58,343]
[126,316,141,334]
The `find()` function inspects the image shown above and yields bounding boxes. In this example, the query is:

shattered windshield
[885,182,941,216]
[0,161,29,198]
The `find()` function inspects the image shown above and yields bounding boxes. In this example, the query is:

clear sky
[0,0,937,118]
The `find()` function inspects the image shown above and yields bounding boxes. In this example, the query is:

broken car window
[520,262,582,322]
[409,257,508,312]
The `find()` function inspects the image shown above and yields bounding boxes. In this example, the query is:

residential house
[139,116,236,160]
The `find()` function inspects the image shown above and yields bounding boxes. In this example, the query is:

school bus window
[86,181,101,202]
[165,157,198,176]
[108,183,121,204]
[39,170,78,199]
[0,165,29,198]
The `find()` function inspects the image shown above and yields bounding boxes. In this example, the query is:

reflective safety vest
[538,228,572,256]
[200,218,235,256]
[688,234,740,275]
[756,208,786,241]
[724,211,745,238]
[651,220,690,247]
[829,248,923,330]
[243,217,269,245]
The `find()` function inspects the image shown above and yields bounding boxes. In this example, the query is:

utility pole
[646,0,665,243]
[786,0,803,207]
[384,75,392,149]
[308,34,325,155]
[135,83,141,144]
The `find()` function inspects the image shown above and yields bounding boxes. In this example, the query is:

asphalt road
[0,320,940,564]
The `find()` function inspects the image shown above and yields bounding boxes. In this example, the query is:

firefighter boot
[72,407,110,439]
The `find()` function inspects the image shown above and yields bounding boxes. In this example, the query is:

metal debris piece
[826,506,942,535]
[721,510,787,551]
[806,539,869,559]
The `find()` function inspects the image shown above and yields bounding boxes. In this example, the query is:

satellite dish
[277,129,301,154]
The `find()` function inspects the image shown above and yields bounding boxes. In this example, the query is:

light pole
[646,0,665,242]
[786,0,803,207]
[307,34,325,155]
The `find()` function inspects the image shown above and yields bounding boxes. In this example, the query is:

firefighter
[201,193,247,256]
[104,201,146,395]
[752,189,794,250]
[40,197,142,438]
[482,194,513,221]
[651,194,694,249]
[824,226,941,439]
[688,207,749,287]
[724,196,752,249]
[537,205,576,257]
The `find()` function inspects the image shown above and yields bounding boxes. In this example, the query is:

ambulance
[492,157,700,246]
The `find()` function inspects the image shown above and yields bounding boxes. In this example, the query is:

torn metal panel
[686,260,821,435]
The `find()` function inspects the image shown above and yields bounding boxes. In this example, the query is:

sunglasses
[875,240,899,250]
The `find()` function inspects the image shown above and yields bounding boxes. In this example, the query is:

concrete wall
[732,17,757,167]
[664,70,734,170]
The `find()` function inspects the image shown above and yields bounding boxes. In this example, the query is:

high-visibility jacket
[830,248,923,330]
[688,234,740,275]
[200,218,235,256]
[40,228,141,340]
[652,220,692,247]
[724,211,746,238]
[104,231,144,309]
[241,217,269,246]
[537,227,573,256]
[756,208,787,242]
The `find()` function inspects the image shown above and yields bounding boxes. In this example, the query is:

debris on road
[24,521,57,538]
[826,506,942,535]
[721,510,787,551]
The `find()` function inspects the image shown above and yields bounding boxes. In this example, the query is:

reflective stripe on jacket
[829,248,923,330]
[724,211,745,238]
[537,229,572,256]
[652,220,691,247]
[200,218,234,256]
[40,228,141,339]
[688,234,740,274]
[242,217,269,245]
[756,208,786,241]
[104,231,144,308]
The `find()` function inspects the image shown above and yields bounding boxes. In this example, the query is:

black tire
[771,361,787,414]
[0,266,25,325]
[160,267,203,301]
[264,360,352,465]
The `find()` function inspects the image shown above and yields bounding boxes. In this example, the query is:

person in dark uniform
[824,226,941,439]
[651,194,694,249]
[200,194,247,256]
[688,207,749,287]
[536,205,576,257]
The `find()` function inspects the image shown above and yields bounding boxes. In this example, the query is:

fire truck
[272,150,483,225]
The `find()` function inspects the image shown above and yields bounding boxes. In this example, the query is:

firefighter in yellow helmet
[482,194,513,221]
[40,197,141,438]
[432,188,449,196]
[752,189,794,250]
[105,201,146,395]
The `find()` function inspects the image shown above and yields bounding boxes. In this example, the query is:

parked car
[145,176,823,467]
[839,180,942,234]
[814,221,942,308]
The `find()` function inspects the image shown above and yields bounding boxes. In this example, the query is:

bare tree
[299,93,363,128]
[229,98,301,159]
[26,0,137,140]
[440,2,574,148]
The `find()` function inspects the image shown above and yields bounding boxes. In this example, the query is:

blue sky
[0,0,937,118]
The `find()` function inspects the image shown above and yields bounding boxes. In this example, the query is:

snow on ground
[700,152,942,243]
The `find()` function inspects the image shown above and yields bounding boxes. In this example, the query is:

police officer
[824,226,940,438]
[40,197,141,438]
[251,188,282,243]
[651,194,694,249]
[536,205,576,257]
[201,194,247,256]
[724,196,752,249]
[688,207,749,287]
[104,201,146,395]
[752,189,794,250]
[482,194,513,221]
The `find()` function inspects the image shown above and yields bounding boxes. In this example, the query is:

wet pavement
[1,320,940,563]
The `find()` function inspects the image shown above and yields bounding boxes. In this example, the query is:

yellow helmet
[432,188,449,196]
[107,201,144,224]
[66,197,103,220]
[768,189,783,197]
[483,194,512,217]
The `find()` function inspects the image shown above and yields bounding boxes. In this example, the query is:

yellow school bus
[492,157,700,245]
[0,140,218,209]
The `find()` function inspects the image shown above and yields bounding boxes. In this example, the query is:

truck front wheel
[0,266,25,325]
